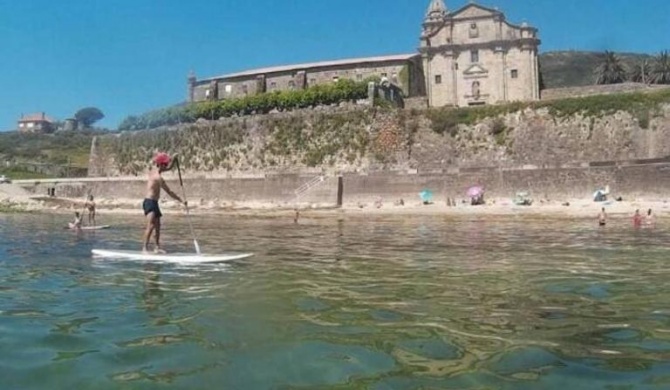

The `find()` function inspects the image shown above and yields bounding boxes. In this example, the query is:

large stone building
[188,1,540,108]
[189,54,425,103]
[420,0,540,107]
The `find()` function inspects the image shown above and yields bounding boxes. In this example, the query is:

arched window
[472,81,481,99]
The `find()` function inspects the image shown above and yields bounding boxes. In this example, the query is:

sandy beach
[2,185,668,221]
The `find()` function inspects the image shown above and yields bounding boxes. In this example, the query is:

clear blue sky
[0,0,668,131]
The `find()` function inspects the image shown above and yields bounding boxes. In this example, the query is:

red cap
[153,152,171,166]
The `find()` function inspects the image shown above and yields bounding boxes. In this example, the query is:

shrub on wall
[427,88,670,135]
[119,79,374,131]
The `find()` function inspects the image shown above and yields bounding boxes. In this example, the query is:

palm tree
[649,51,670,85]
[594,51,628,85]
[629,59,650,84]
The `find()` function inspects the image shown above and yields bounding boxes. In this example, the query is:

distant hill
[539,51,652,89]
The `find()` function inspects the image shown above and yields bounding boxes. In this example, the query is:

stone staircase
[294,175,326,200]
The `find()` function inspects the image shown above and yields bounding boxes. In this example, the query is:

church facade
[188,1,540,108]
[420,0,541,107]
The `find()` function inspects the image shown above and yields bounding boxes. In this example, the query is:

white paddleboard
[66,225,111,231]
[91,249,253,264]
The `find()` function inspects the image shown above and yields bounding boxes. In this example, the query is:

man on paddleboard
[143,152,186,253]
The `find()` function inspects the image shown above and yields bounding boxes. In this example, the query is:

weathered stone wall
[25,174,340,207]
[192,56,424,101]
[20,161,670,208]
[541,83,670,101]
[91,101,670,178]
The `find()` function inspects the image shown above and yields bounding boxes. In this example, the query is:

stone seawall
[19,160,670,207]
[89,92,670,178]
[541,83,670,101]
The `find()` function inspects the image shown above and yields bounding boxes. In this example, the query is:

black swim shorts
[143,198,162,218]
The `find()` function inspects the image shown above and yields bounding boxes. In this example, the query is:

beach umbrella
[467,186,484,197]
[419,190,434,203]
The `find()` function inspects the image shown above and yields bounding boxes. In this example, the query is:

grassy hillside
[539,51,652,89]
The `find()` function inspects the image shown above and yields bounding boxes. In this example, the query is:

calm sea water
[1,212,669,389]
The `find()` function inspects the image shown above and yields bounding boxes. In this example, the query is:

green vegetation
[428,88,670,136]
[594,51,628,85]
[648,51,670,84]
[539,51,652,88]
[119,79,375,131]
[100,109,381,173]
[74,107,105,128]
[0,199,33,214]
[545,50,670,87]
[0,166,53,180]
[0,130,98,167]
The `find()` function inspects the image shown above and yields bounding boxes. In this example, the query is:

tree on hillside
[74,107,105,128]
[649,51,670,85]
[629,59,650,84]
[594,51,628,85]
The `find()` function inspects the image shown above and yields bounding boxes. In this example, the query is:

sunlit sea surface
[1,213,669,389]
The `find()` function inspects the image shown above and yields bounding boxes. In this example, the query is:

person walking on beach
[598,207,607,227]
[85,195,96,226]
[142,152,186,253]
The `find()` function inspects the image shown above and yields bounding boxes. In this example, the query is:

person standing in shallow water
[598,207,607,227]
[633,209,643,228]
[142,153,186,253]
[646,209,656,228]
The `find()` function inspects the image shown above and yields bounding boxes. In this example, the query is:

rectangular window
[454,63,459,70]
[381,72,388,78]
[270,82,277,89]
[470,50,479,63]
[356,74,363,81]
[224,84,232,93]
[309,78,316,85]
[333,76,339,82]
[288,80,296,89]
[511,69,518,79]
[435,75,442,84]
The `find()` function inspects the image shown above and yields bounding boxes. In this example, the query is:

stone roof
[18,113,55,123]
[202,54,419,82]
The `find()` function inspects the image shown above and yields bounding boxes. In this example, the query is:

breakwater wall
[18,159,670,207]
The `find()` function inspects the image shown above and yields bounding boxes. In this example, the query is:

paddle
[175,157,201,254]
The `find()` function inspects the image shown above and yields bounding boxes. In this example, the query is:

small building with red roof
[17,112,55,134]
